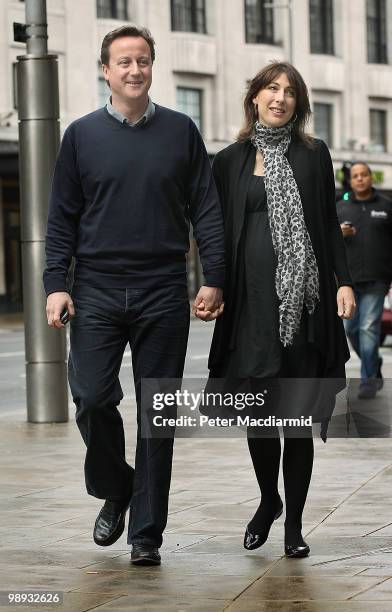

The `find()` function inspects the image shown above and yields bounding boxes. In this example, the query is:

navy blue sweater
[43,105,225,295]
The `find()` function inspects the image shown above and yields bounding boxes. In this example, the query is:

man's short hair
[350,161,372,176]
[101,25,156,65]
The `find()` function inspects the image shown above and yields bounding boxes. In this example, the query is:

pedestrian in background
[44,25,225,566]
[197,62,355,559]
[337,162,392,399]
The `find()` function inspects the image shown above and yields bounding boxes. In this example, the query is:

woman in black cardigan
[194,62,355,558]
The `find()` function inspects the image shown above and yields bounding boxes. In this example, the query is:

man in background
[337,162,392,399]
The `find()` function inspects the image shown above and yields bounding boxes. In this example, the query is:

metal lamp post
[14,0,68,422]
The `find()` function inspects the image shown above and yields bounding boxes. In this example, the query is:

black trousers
[68,284,190,547]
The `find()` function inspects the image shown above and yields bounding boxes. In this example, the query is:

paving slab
[352,576,392,600]
[226,602,392,612]
[238,575,386,601]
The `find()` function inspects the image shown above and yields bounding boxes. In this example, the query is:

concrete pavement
[0,321,391,611]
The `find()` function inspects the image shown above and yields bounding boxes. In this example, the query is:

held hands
[337,286,356,320]
[192,286,224,322]
[46,292,75,328]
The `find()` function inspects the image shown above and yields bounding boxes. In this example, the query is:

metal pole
[15,0,68,422]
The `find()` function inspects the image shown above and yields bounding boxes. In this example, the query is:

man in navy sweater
[44,25,225,566]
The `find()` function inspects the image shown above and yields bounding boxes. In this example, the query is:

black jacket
[208,137,351,379]
[336,189,392,285]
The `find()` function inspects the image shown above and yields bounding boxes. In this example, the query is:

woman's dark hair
[101,25,155,66]
[238,61,313,146]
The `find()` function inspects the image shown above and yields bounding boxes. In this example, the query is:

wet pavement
[0,320,391,611]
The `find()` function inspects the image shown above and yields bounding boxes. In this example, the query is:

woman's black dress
[224,175,317,379]
[219,175,334,434]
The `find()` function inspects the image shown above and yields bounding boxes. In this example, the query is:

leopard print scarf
[251,120,319,346]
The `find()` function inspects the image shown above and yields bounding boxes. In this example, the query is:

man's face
[350,164,373,197]
[102,36,152,105]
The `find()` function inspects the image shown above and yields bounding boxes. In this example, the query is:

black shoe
[131,544,161,566]
[285,542,310,558]
[243,498,284,550]
[93,497,131,547]
[358,382,377,400]
[376,358,383,391]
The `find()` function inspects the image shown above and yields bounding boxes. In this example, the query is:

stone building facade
[0,0,391,310]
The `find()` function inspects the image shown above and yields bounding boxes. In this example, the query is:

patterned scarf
[251,120,319,346]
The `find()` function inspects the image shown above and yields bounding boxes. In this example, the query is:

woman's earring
[254,103,258,117]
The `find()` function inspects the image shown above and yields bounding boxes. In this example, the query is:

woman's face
[253,72,297,128]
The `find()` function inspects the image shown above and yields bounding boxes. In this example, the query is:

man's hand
[337,286,356,320]
[192,286,224,322]
[46,292,75,328]
[340,223,357,238]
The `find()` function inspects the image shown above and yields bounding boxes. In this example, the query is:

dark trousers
[68,284,190,547]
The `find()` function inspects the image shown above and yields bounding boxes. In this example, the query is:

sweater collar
[106,96,155,127]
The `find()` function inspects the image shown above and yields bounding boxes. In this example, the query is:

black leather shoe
[285,542,310,558]
[93,498,131,547]
[243,498,284,550]
[131,544,161,566]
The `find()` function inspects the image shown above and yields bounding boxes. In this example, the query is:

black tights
[247,428,314,546]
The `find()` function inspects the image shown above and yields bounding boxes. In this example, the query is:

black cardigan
[208,137,352,379]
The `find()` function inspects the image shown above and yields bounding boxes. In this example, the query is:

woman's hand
[337,286,356,319]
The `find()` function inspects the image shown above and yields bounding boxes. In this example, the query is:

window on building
[244,0,274,44]
[177,87,202,132]
[96,0,128,20]
[171,0,206,33]
[98,75,109,108]
[367,0,387,64]
[314,102,333,147]
[309,0,334,54]
[370,109,387,152]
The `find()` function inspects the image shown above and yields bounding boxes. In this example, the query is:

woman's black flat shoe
[243,500,283,550]
[284,542,310,558]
